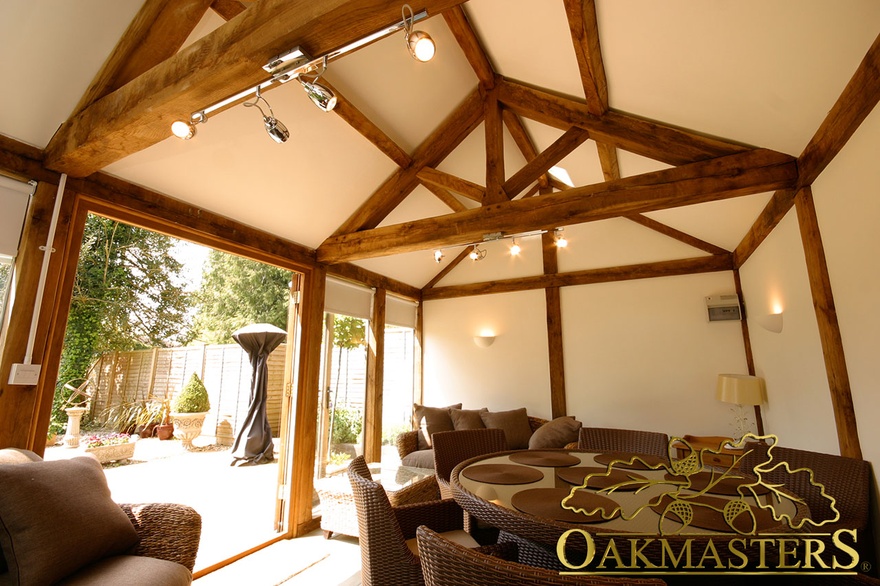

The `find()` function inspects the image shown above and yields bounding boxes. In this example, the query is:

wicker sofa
[396,405,581,468]
[0,448,201,586]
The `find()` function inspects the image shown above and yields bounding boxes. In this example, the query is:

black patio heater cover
[230,323,287,466]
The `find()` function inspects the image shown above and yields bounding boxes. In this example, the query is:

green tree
[191,250,291,344]
[54,215,192,428]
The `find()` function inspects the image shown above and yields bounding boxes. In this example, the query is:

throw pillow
[449,408,487,430]
[528,416,583,449]
[480,408,533,450]
[0,456,140,586]
[413,403,462,449]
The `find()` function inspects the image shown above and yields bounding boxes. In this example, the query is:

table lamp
[716,374,767,438]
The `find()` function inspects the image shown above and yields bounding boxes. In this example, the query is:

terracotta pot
[155,424,174,440]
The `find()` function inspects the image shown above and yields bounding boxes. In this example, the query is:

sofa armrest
[120,503,202,571]
[396,430,420,460]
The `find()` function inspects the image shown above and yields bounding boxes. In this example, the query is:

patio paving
[45,436,281,573]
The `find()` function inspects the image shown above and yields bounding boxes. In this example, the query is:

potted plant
[154,397,174,440]
[170,373,211,450]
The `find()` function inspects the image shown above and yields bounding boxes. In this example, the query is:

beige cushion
[528,416,583,449]
[414,403,461,449]
[58,555,192,586]
[480,408,533,449]
[405,529,479,557]
[449,408,487,430]
[0,456,140,586]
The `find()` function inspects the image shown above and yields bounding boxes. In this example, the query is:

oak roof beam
[418,168,485,202]
[423,255,734,300]
[497,78,752,166]
[318,149,798,263]
[502,127,590,199]
[44,0,468,177]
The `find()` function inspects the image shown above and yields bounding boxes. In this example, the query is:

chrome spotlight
[243,87,289,143]
[402,4,435,62]
[299,56,337,112]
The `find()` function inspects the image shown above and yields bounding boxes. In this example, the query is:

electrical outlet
[8,363,41,385]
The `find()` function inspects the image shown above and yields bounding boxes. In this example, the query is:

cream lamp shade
[716,374,767,406]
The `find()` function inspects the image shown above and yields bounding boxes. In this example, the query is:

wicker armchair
[432,428,508,500]
[740,442,873,565]
[577,427,670,461]
[349,455,506,586]
[416,526,666,586]
[0,448,201,585]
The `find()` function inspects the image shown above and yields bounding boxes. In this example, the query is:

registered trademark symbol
[861,561,872,572]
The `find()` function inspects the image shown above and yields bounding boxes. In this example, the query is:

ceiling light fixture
[243,87,289,143]
[434,249,444,263]
[171,8,430,139]
[468,245,487,262]
[298,56,337,112]
[509,238,521,256]
[402,4,435,62]
[554,228,568,248]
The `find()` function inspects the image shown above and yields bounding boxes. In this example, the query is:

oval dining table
[450,448,808,572]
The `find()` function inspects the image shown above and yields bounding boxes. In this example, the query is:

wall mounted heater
[706,294,742,322]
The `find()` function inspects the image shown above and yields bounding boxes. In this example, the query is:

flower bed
[83,433,135,463]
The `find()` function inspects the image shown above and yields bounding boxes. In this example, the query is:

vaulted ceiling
[2,0,879,291]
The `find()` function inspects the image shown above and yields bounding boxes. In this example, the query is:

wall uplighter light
[757,312,783,333]
[473,335,495,348]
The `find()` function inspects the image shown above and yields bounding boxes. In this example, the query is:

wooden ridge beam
[502,127,590,199]
[497,78,752,166]
[417,167,485,203]
[798,32,880,187]
[318,149,798,263]
[423,255,734,300]
[44,0,469,177]
[334,87,484,234]
[211,0,248,20]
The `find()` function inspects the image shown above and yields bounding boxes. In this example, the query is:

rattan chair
[432,428,508,500]
[349,455,502,586]
[416,526,666,586]
[577,427,670,461]
[740,442,873,565]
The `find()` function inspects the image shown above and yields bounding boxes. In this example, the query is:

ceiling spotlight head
[244,87,288,143]
[402,4,436,62]
[469,245,486,262]
[509,238,521,256]
[264,116,289,143]
[554,228,568,248]
[300,79,337,112]
[171,120,195,140]
[434,249,444,263]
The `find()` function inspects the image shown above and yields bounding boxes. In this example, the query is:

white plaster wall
[811,105,880,463]
[422,290,552,417]
[739,210,839,452]
[560,272,749,438]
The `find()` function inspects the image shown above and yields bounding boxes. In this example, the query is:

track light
[298,56,337,112]
[434,249,444,263]
[171,112,206,140]
[554,228,568,248]
[402,4,435,62]
[469,245,486,262]
[243,87,289,143]
[509,238,521,256]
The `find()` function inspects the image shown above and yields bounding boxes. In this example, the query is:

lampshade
[716,374,767,406]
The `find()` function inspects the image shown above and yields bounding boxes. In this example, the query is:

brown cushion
[0,456,140,585]
[400,449,436,469]
[59,555,192,586]
[528,416,583,449]
[414,403,461,449]
[480,408,533,450]
[450,408,487,430]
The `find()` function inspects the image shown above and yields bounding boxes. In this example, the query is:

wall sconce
[716,373,767,437]
[757,312,783,333]
[473,335,495,348]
